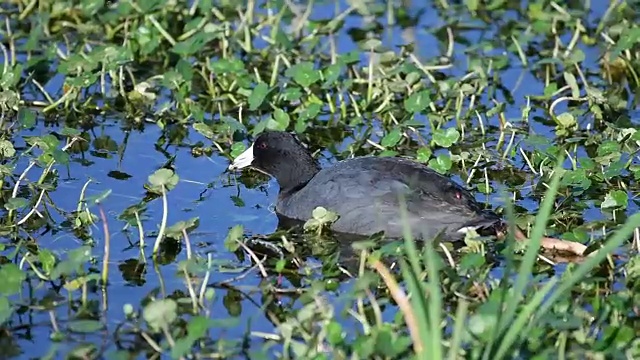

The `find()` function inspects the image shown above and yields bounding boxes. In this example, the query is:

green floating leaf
[224,224,244,252]
[143,299,178,332]
[554,112,576,128]
[60,127,81,136]
[18,108,36,128]
[286,62,321,87]
[428,153,452,174]
[171,32,217,57]
[38,250,56,276]
[322,63,343,88]
[193,122,215,139]
[0,296,13,325]
[304,206,339,231]
[0,263,26,296]
[85,189,112,205]
[299,103,321,120]
[186,315,214,339]
[165,217,200,239]
[230,142,247,158]
[171,337,195,359]
[248,82,270,110]
[210,57,246,75]
[68,320,104,333]
[601,189,628,209]
[4,197,27,211]
[325,321,344,346]
[432,128,460,148]
[0,140,15,158]
[381,129,402,148]
[0,65,23,91]
[79,0,104,16]
[148,168,179,190]
[610,27,640,59]
[68,344,97,359]
[281,87,302,102]
[272,108,291,130]
[416,147,432,163]
[404,90,431,113]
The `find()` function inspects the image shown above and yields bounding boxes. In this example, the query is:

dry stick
[512,227,587,256]
[182,228,192,260]
[235,239,268,278]
[370,259,423,355]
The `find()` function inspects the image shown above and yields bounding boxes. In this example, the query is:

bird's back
[276,156,501,240]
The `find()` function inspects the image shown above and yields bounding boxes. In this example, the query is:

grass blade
[398,258,430,358]
[494,155,565,347]
[493,276,559,358]
[447,299,469,360]
[423,240,443,360]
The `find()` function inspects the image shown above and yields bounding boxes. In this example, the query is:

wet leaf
[4,197,27,211]
[0,140,15,158]
[0,264,26,296]
[248,82,269,110]
[68,320,104,333]
[381,129,402,148]
[224,225,244,252]
[148,168,179,190]
[555,112,576,128]
[272,108,291,130]
[193,123,215,139]
[0,296,13,325]
[432,128,460,148]
[416,147,432,163]
[143,299,178,332]
[85,189,112,205]
[18,108,35,128]
[601,190,628,209]
[428,154,452,174]
[286,62,321,87]
[404,90,431,113]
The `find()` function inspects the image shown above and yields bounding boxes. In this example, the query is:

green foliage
[0,0,639,358]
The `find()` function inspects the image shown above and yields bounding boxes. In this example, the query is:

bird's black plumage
[229,130,504,241]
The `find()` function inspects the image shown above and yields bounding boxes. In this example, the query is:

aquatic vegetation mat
[0,0,639,358]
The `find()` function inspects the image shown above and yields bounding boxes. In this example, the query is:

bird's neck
[277,155,320,193]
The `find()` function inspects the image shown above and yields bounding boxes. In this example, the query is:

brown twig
[512,228,588,256]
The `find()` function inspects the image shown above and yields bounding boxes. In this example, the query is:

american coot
[229,130,587,255]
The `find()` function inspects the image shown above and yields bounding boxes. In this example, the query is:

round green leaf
[148,168,179,189]
[428,154,452,174]
[432,128,460,148]
[68,320,104,333]
[416,147,432,163]
[0,264,26,296]
[0,140,15,158]
[381,129,402,148]
[4,197,27,211]
[248,82,270,110]
[143,299,178,332]
[404,90,431,113]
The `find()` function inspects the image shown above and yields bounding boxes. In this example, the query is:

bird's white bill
[228,144,254,170]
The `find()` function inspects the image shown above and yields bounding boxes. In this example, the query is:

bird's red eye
[256,142,268,149]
